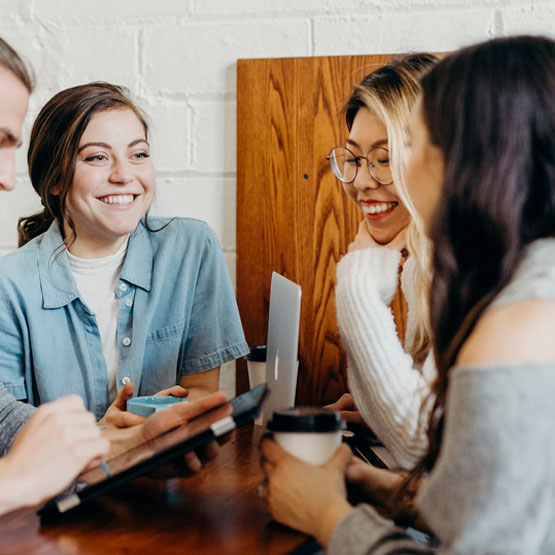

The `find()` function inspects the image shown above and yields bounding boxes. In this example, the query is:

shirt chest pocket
[146,321,185,344]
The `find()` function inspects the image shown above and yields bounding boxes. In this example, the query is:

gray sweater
[329,238,555,554]
[0,383,34,456]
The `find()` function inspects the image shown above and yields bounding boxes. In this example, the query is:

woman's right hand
[348,220,407,253]
[98,382,190,429]
[0,395,109,514]
[325,393,366,426]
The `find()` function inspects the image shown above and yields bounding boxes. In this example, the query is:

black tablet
[38,384,268,520]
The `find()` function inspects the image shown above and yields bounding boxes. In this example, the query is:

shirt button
[119,283,128,292]
[122,337,132,346]
[125,299,133,307]
[121,376,131,385]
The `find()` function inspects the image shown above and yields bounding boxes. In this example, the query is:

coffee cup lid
[246,345,267,362]
[267,407,344,433]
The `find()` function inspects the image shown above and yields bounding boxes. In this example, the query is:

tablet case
[38,384,268,520]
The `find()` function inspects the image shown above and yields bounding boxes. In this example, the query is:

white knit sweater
[335,247,435,469]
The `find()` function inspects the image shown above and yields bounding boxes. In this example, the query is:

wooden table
[0,425,308,554]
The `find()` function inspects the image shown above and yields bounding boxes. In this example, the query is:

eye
[132,152,150,160]
[377,158,390,166]
[84,154,108,162]
[345,156,360,166]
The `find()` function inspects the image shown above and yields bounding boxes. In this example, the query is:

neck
[64,227,129,259]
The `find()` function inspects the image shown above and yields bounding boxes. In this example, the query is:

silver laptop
[262,272,302,426]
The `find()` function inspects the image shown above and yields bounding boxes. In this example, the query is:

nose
[109,159,133,185]
[0,149,17,191]
[352,161,380,192]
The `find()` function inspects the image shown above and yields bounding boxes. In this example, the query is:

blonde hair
[354,54,439,367]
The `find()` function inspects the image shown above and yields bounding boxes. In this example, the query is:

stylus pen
[100,461,113,478]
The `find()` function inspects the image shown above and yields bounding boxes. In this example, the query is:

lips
[98,194,137,205]
[360,201,398,215]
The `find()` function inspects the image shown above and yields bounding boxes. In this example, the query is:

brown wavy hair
[19,82,148,247]
[404,35,555,500]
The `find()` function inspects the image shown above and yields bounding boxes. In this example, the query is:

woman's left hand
[260,439,353,548]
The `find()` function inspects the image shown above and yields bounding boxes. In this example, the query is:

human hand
[260,439,353,548]
[348,220,379,252]
[0,395,109,513]
[348,220,407,253]
[107,392,230,475]
[98,383,190,429]
[324,393,366,426]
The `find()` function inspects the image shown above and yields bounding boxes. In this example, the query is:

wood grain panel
[237,54,407,405]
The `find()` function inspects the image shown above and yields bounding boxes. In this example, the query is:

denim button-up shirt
[0,217,248,419]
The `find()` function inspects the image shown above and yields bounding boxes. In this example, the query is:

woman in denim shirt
[0,82,248,425]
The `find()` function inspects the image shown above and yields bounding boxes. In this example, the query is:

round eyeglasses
[327,146,393,185]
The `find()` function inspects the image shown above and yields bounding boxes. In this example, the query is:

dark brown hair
[19,82,148,246]
[0,37,33,93]
[408,35,555,491]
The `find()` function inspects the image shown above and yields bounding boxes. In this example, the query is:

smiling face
[406,99,445,237]
[64,108,155,258]
[343,108,410,244]
[0,66,29,192]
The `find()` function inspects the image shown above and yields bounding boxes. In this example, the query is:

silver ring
[257,483,267,498]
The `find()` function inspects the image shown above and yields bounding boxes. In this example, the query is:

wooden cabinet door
[236,54,404,405]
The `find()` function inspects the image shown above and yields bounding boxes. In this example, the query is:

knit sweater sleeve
[0,383,34,457]
[335,248,432,469]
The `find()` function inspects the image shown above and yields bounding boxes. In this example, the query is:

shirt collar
[38,221,79,309]
[119,220,152,292]
[38,220,152,309]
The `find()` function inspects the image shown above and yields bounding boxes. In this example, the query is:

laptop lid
[262,272,302,425]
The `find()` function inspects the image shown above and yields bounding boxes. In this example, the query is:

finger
[154,385,189,398]
[203,440,219,460]
[329,444,353,470]
[184,451,202,473]
[260,438,293,464]
[339,410,362,423]
[112,382,135,410]
[110,410,146,428]
[144,394,231,437]
[37,394,86,416]
[261,459,274,478]
[73,437,111,467]
[169,392,228,421]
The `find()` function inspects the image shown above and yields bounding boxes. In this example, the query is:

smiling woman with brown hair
[0,82,248,426]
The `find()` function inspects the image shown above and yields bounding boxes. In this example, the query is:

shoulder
[144,216,212,235]
[140,217,217,246]
[457,299,555,368]
[0,241,40,281]
[137,218,223,267]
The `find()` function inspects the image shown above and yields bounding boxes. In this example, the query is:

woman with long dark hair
[262,35,555,553]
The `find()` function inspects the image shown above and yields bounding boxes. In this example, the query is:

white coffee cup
[246,345,267,425]
[267,407,345,465]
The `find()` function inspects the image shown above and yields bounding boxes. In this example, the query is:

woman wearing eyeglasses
[327,54,439,469]
[263,35,555,553]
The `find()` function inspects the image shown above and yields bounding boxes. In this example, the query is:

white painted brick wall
[0,0,551,395]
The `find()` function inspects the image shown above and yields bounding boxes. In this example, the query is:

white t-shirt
[68,240,128,402]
